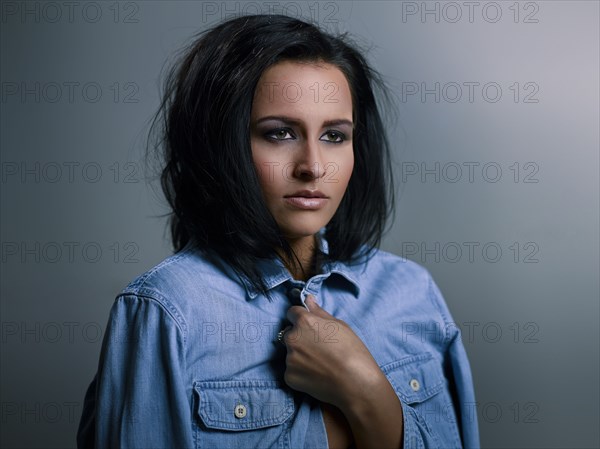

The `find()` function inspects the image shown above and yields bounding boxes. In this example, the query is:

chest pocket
[381,352,462,448]
[193,380,295,449]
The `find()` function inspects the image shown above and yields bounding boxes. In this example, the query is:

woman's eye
[266,128,294,141]
[263,128,346,143]
[321,131,345,143]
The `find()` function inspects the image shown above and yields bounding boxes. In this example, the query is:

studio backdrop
[1,1,598,448]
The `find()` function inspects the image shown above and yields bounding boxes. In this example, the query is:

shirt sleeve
[77,294,193,448]
[399,275,481,449]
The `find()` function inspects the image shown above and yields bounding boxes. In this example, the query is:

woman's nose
[292,139,326,180]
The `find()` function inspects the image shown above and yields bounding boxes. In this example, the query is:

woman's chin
[280,224,327,241]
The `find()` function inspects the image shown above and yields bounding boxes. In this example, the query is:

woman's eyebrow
[254,115,353,129]
[322,119,354,129]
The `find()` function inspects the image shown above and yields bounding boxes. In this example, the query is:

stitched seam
[125,247,194,292]
[381,353,446,403]
[194,380,294,428]
[115,292,188,345]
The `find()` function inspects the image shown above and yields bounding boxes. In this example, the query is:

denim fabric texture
[77,229,480,448]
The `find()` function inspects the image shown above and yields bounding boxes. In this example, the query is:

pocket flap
[194,380,294,431]
[381,353,445,404]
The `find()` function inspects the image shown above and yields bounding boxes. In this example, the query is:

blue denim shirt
[78,230,480,448]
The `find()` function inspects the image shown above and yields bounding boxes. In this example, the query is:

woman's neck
[280,234,318,282]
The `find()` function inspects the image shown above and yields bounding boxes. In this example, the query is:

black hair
[145,14,397,299]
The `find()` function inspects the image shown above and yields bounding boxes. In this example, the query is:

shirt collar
[239,227,367,300]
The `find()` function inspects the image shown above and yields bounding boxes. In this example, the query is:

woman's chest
[183,286,450,448]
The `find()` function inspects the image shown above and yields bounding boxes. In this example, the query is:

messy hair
[146,14,396,299]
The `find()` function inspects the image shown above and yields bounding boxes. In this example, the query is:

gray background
[1,1,598,447]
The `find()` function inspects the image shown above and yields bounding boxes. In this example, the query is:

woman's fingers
[287,294,333,322]
[281,299,378,407]
[279,324,294,346]
[284,296,339,349]
[304,295,335,318]
[286,304,307,325]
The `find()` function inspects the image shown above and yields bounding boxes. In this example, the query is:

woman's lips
[283,197,328,210]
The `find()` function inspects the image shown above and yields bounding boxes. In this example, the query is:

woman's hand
[282,294,405,449]
[281,294,384,411]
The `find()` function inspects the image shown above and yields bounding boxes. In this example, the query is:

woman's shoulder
[351,245,452,310]
[95,247,237,347]
[360,246,455,323]
[116,245,234,306]
[358,245,434,287]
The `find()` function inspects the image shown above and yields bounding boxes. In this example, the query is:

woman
[77,14,480,449]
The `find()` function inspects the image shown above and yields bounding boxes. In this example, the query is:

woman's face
[250,60,354,241]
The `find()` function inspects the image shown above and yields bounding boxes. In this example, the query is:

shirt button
[409,379,420,392]
[234,404,247,419]
[288,288,302,300]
